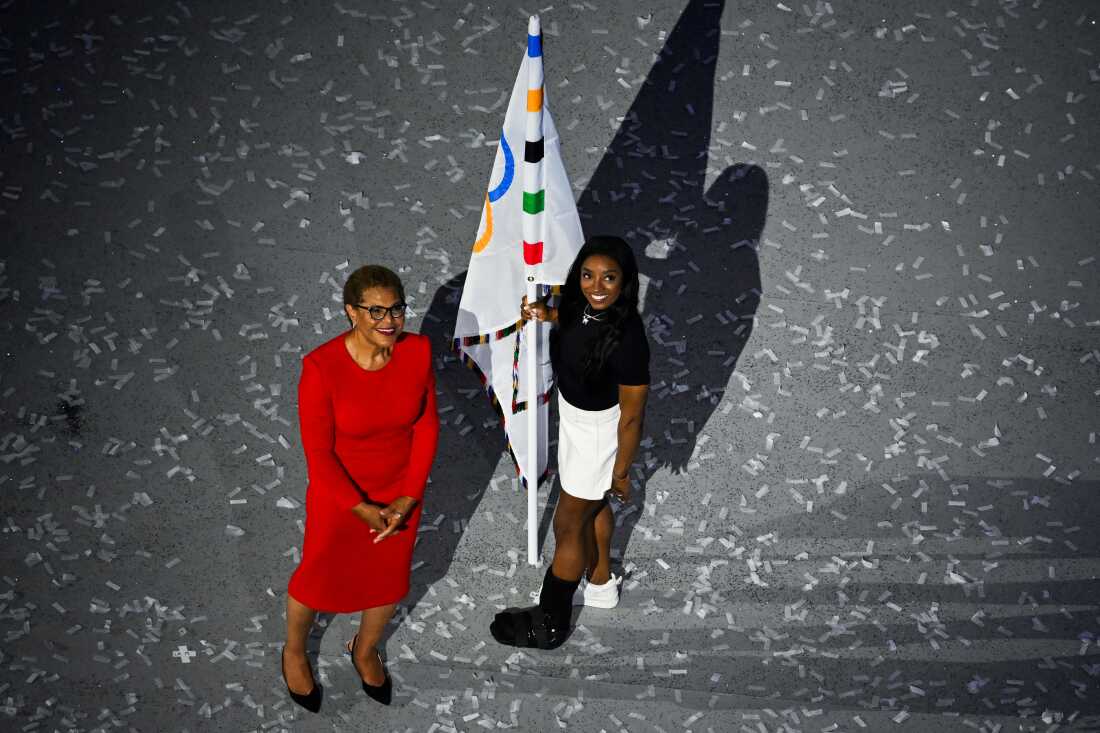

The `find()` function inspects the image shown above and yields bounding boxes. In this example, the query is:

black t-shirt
[551,310,650,411]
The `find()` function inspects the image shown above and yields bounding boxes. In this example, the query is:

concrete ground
[1,0,1098,731]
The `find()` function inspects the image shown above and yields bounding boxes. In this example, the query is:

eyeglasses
[351,302,407,321]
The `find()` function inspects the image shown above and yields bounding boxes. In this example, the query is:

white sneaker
[530,574,623,609]
[576,573,621,609]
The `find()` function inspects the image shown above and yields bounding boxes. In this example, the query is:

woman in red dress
[281,265,439,712]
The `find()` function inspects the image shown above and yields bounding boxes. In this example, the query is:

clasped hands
[352,497,417,543]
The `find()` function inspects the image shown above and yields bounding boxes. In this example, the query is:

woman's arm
[400,339,440,503]
[374,341,440,541]
[610,384,649,501]
[298,357,368,512]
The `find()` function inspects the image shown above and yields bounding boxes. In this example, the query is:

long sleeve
[298,356,365,512]
[402,339,440,501]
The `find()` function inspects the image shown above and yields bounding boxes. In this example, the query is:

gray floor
[1,0,1099,731]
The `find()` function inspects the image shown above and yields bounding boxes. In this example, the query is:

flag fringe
[450,337,552,490]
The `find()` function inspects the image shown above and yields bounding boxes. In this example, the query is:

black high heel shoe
[347,634,392,705]
[281,646,322,713]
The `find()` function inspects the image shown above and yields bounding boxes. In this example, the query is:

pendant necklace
[581,305,605,326]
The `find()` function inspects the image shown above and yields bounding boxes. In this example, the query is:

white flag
[453,16,584,491]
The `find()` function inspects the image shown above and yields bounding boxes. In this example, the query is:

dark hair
[343,265,405,325]
[558,235,641,382]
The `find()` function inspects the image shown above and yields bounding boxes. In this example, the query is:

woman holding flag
[490,236,650,649]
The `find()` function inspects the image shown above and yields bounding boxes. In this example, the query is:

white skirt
[557,393,620,500]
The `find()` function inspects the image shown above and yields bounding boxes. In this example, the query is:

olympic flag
[453,16,584,565]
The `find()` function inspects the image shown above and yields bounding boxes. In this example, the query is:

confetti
[0,0,1095,729]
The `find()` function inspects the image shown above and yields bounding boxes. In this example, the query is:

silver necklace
[581,304,606,325]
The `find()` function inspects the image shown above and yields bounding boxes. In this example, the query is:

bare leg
[489,492,601,649]
[350,603,397,685]
[283,594,318,694]
[582,509,599,582]
[587,501,614,585]
[551,492,603,581]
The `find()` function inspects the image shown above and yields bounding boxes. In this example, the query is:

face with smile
[345,286,405,350]
[579,254,623,311]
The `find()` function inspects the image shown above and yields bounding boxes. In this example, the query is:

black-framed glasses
[351,302,407,321]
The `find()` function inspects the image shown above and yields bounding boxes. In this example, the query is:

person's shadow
[397,0,765,635]
[571,0,766,571]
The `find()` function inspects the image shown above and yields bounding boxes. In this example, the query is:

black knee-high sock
[538,567,580,628]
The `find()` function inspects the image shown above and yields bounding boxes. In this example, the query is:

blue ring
[488,131,514,203]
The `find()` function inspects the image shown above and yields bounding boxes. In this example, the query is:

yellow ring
[472,193,493,253]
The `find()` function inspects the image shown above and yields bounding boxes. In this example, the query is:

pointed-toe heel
[281,646,322,713]
[362,663,392,705]
[348,634,393,706]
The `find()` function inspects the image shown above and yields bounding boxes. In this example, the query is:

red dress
[287,331,439,612]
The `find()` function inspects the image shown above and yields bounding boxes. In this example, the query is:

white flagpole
[523,15,544,566]
[524,287,538,566]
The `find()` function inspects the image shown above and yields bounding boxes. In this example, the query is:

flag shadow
[377,274,515,643]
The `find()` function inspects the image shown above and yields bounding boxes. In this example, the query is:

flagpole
[524,286,538,563]
[456,12,582,568]
[523,15,544,566]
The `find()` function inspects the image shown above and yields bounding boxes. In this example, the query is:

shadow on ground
[390,0,767,640]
